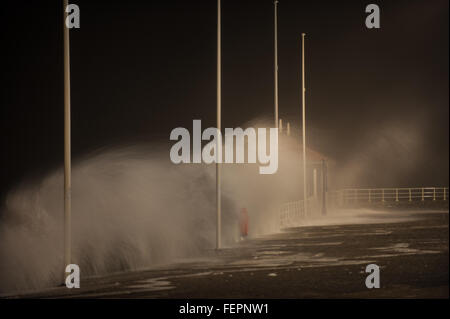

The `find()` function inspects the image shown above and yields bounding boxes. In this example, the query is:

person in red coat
[239,208,249,240]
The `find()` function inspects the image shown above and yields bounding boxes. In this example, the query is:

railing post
[368,189,371,203]
[395,188,399,202]
[409,188,412,202]
[433,187,436,201]
[382,189,385,203]
[421,188,424,201]
[444,188,447,201]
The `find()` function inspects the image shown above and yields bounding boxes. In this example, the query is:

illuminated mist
[0,119,307,294]
[0,116,439,294]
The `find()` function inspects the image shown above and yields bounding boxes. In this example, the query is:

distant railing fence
[280,187,448,228]
[279,198,319,228]
[329,187,448,205]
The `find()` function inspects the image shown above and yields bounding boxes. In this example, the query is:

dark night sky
[0,0,448,198]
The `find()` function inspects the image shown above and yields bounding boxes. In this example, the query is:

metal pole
[216,0,222,250]
[321,160,327,216]
[301,33,307,216]
[274,1,279,128]
[63,0,71,278]
[313,168,317,200]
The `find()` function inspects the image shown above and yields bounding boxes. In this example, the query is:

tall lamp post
[63,0,72,279]
[274,1,279,128]
[216,0,222,250]
[301,33,307,216]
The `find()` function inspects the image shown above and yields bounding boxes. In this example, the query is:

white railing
[279,198,319,228]
[279,187,448,228]
[329,187,448,205]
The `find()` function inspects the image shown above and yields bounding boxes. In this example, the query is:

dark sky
[0,0,448,197]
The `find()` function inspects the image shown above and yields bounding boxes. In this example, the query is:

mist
[1,108,447,295]
[0,119,311,294]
